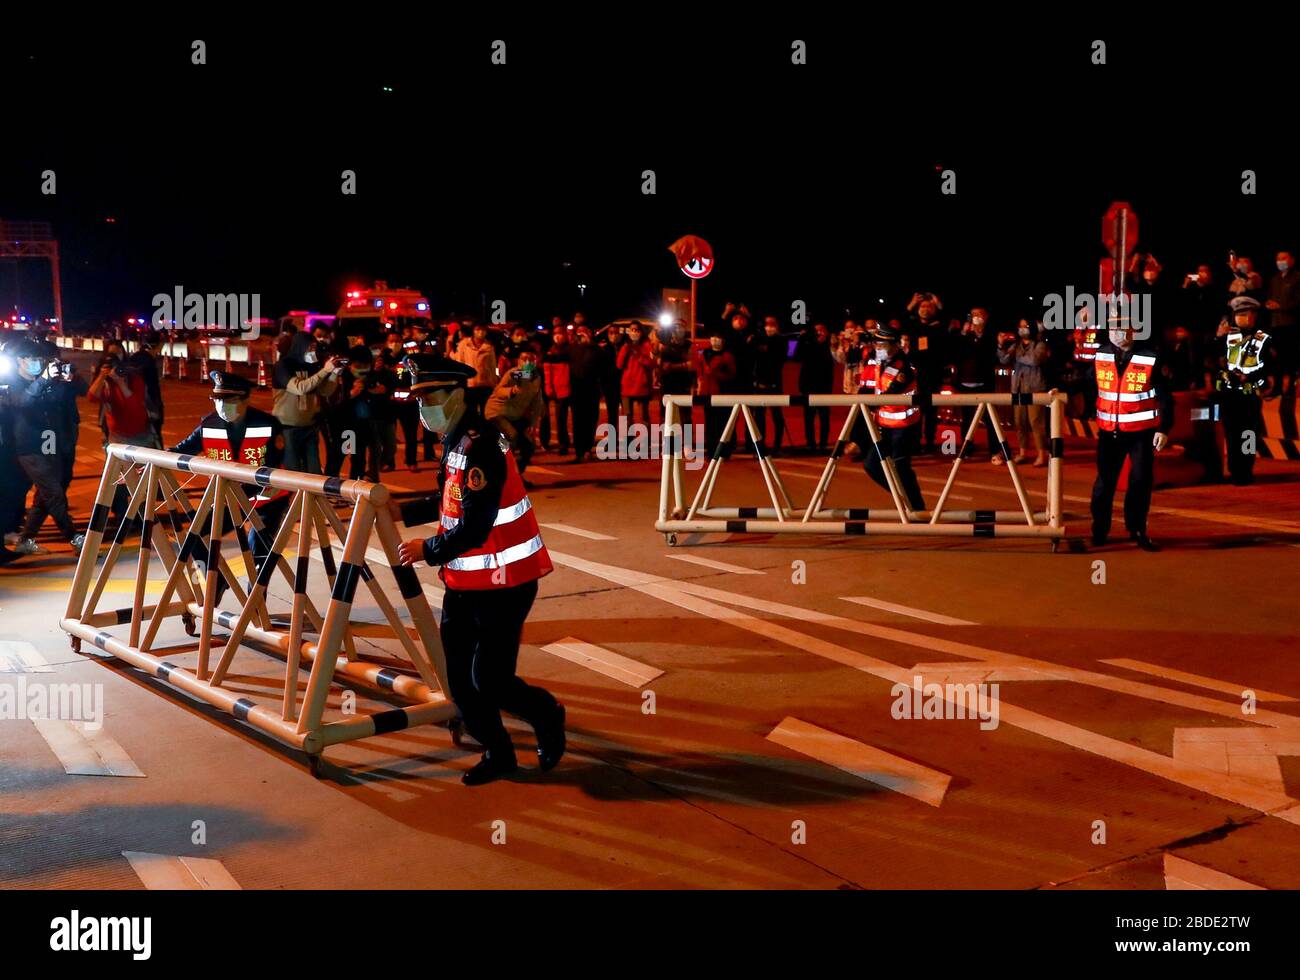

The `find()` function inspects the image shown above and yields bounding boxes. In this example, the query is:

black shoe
[1091,532,1108,547]
[462,749,519,786]
[535,703,567,772]
[1130,532,1161,552]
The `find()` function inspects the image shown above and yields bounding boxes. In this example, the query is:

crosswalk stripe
[840,595,976,626]
[767,716,951,807]
[1163,854,1264,891]
[0,640,54,673]
[33,719,145,777]
[665,554,763,575]
[121,851,242,890]
[538,522,617,541]
[540,637,663,687]
[1102,658,1297,702]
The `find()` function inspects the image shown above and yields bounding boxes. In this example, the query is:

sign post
[668,234,714,340]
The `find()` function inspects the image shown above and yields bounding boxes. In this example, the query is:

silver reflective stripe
[445,534,544,572]
[879,408,918,420]
[1117,410,1158,422]
[1130,355,1156,366]
[1117,390,1157,402]
[446,451,469,469]
[441,495,534,531]
[1096,410,1118,422]
[1095,352,1115,362]
[244,426,273,437]
[201,428,227,439]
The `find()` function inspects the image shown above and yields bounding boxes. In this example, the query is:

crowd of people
[0,245,1293,564]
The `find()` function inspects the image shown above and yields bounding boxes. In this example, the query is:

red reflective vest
[200,423,288,507]
[856,358,879,392]
[1073,327,1101,362]
[876,360,920,428]
[437,434,553,590]
[1094,351,1160,432]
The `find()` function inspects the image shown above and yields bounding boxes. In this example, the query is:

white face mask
[1018,327,1031,338]
[1109,328,1132,349]
[971,316,984,327]
[418,390,462,434]
[874,346,890,362]
[216,399,245,423]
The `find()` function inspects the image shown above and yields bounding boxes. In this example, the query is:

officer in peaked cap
[392,352,565,786]
[168,371,289,576]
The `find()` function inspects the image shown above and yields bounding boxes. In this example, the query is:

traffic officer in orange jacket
[394,354,565,785]
[1090,318,1174,551]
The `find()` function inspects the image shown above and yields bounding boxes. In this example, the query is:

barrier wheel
[665,533,678,547]
[182,613,197,637]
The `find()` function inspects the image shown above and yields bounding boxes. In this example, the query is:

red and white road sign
[669,234,714,279]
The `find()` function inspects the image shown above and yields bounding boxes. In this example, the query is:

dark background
[3,19,1297,331]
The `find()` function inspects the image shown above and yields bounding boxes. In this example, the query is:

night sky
[4,23,1297,330]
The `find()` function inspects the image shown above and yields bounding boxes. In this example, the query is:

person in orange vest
[1071,305,1102,419]
[168,371,291,577]
[394,353,563,786]
[861,325,926,511]
[1089,318,1175,551]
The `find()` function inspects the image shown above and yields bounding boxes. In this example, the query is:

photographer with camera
[1,339,86,556]
[89,345,160,529]
[272,331,342,475]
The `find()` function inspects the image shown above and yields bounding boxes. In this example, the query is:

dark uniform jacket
[169,406,286,500]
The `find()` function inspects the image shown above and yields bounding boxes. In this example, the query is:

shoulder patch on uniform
[466,467,487,491]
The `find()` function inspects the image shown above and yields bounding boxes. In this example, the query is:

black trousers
[1090,428,1155,538]
[751,387,786,451]
[440,579,558,756]
[18,453,79,542]
[862,424,926,510]
[803,404,830,449]
[572,390,600,455]
[1219,391,1263,484]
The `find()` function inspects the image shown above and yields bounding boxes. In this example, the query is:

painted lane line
[545,550,1300,826]
[540,637,663,688]
[665,554,763,576]
[527,465,564,476]
[840,595,976,626]
[779,465,975,499]
[1163,854,1264,891]
[538,522,617,541]
[1173,727,1300,794]
[0,640,54,673]
[121,852,242,890]
[767,717,950,806]
[1102,658,1297,702]
[32,720,145,777]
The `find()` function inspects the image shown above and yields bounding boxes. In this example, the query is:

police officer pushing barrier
[393,353,566,786]
[857,325,926,512]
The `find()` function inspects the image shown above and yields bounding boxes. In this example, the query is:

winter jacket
[616,340,655,397]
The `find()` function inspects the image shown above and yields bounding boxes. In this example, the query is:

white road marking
[777,463,973,498]
[121,851,242,890]
[538,522,617,541]
[545,549,1300,826]
[666,554,763,575]
[528,465,564,476]
[0,640,54,673]
[1102,658,1297,702]
[767,717,950,807]
[1173,727,1300,795]
[840,595,976,626]
[540,637,663,688]
[32,719,145,777]
[1163,853,1264,891]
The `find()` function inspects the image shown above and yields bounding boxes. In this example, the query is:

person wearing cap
[859,325,926,511]
[1,339,87,556]
[1090,314,1175,550]
[1214,295,1271,485]
[168,371,289,573]
[393,353,564,786]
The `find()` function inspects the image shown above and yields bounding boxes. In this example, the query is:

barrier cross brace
[657,392,1068,546]
[59,445,458,765]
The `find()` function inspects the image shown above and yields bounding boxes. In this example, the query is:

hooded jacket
[272,331,339,427]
